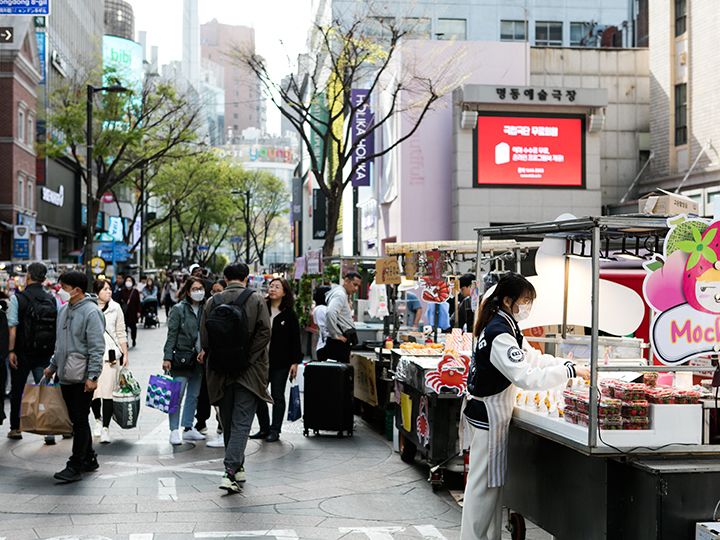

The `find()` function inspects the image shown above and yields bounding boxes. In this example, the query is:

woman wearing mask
[120,276,141,348]
[250,278,302,443]
[162,277,206,445]
[460,273,589,540]
[91,279,129,444]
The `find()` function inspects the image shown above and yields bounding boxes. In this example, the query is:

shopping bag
[145,374,182,414]
[287,383,301,422]
[112,391,141,429]
[19,379,73,436]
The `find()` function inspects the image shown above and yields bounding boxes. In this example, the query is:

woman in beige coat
[91,279,129,443]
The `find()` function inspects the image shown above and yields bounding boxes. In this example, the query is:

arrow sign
[0,27,13,43]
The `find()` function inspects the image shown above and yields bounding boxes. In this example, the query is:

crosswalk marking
[413,525,447,539]
[194,531,298,539]
[129,535,155,540]
[338,527,405,540]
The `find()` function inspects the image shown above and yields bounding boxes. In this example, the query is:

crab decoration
[416,396,430,447]
[422,277,450,303]
[425,352,471,395]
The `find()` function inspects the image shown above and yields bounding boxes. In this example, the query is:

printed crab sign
[643,215,720,364]
[425,352,471,394]
[416,396,430,447]
[422,277,450,303]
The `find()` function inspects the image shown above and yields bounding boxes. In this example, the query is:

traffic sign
[0,0,50,15]
[0,27,12,43]
[230,236,242,244]
[197,245,210,252]
[96,241,131,262]
[91,257,106,275]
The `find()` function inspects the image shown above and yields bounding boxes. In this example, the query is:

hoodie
[49,294,106,384]
[325,284,355,340]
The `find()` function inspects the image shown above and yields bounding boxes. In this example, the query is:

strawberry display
[621,400,649,417]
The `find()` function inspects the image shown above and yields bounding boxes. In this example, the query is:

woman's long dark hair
[267,277,295,311]
[178,276,204,302]
[474,273,536,337]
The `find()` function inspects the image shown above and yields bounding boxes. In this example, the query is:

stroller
[141,297,160,328]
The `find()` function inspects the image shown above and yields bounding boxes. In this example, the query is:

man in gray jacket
[318,272,361,363]
[44,271,105,483]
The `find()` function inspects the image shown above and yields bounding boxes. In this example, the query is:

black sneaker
[81,455,99,472]
[249,431,269,440]
[54,466,82,483]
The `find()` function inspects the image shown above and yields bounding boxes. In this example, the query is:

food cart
[475,215,720,540]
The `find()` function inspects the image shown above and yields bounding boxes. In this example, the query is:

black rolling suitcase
[303,361,354,437]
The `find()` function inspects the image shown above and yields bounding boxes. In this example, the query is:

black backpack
[205,289,254,376]
[20,289,57,357]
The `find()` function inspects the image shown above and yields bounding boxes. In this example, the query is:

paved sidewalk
[0,319,551,540]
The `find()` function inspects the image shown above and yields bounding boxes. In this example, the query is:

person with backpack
[250,278,302,443]
[6,263,58,444]
[90,279,128,444]
[43,271,106,483]
[163,277,207,446]
[199,263,271,494]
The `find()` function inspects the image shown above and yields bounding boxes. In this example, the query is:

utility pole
[245,189,251,264]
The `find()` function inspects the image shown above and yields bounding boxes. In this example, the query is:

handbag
[112,391,141,429]
[145,373,182,414]
[172,349,196,371]
[19,378,73,436]
[60,352,87,384]
[342,328,359,347]
[287,382,301,422]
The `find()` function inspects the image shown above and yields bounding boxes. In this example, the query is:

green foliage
[295,274,315,328]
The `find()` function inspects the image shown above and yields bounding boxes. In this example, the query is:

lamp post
[85,83,129,278]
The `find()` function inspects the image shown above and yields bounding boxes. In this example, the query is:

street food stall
[475,215,720,540]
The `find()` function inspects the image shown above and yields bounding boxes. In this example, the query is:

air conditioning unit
[588,110,605,133]
[460,110,477,130]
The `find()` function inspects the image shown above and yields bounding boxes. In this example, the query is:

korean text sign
[474,113,585,188]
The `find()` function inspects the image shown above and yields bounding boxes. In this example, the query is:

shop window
[682,189,704,215]
[403,17,432,39]
[17,174,24,209]
[17,107,25,142]
[706,190,720,217]
[27,114,34,145]
[675,0,687,36]
[535,21,563,46]
[500,20,527,42]
[570,22,589,46]
[437,18,467,41]
[675,83,687,146]
[27,179,34,212]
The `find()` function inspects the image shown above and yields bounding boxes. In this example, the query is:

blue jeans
[168,365,203,431]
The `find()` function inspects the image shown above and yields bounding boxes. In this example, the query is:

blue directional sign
[35,30,45,83]
[13,239,29,259]
[96,241,131,262]
[197,245,210,252]
[0,0,50,15]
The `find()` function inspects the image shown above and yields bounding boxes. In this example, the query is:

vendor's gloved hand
[575,366,591,380]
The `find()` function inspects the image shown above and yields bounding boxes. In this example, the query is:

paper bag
[20,382,73,436]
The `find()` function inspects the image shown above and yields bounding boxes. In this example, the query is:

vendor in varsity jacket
[460,273,589,540]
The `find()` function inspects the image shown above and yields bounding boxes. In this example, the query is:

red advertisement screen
[475,114,585,188]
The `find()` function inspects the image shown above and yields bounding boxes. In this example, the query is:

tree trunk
[322,189,342,257]
[84,195,98,281]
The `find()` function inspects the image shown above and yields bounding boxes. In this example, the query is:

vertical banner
[35,30,46,84]
[309,95,329,172]
[426,250,443,280]
[291,177,303,221]
[350,89,374,187]
[312,189,327,240]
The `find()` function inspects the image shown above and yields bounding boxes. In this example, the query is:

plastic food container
[598,398,622,418]
[621,400,649,417]
[646,387,674,404]
[600,379,620,397]
[643,372,659,388]
[614,383,647,402]
[563,390,577,411]
[564,410,579,425]
[575,393,590,415]
[623,417,650,430]
[577,412,590,427]
[673,389,701,404]
[599,416,623,430]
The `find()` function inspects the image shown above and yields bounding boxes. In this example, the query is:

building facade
[0,17,41,261]
[200,19,263,137]
[104,0,135,41]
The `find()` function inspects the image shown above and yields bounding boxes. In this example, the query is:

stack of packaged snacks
[646,387,674,404]
[643,372,659,388]
[600,379,621,398]
[672,389,701,404]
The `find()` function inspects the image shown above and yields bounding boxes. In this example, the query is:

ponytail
[473,272,536,337]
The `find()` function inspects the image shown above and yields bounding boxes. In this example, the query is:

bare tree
[234,15,461,256]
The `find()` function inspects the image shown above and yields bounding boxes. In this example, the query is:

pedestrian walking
[141,277,159,302]
[44,271,105,483]
[162,274,179,318]
[312,285,330,356]
[318,272,361,363]
[162,277,206,445]
[460,273,589,539]
[211,280,226,296]
[6,263,58,444]
[0,292,9,426]
[199,263,271,493]
[250,278,301,443]
[205,279,227,448]
[119,276,141,348]
[90,279,128,444]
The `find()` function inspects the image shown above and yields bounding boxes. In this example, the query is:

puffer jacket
[163,299,202,360]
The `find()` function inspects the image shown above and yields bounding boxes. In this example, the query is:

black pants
[164,299,176,318]
[317,338,350,363]
[195,366,211,429]
[61,383,94,469]
[9,356,49,430]
[126,324,137,345]
[91,398,113,428]
[0,357,7,425]
[256,367,290,435]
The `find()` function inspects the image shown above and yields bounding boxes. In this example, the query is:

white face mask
[125,281,133,289]
[58,288,71,302]
[190,290,205,302]
[514,302,532,322]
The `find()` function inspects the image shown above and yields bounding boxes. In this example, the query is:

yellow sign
[90,257,106,275]
[376,256,402,285]
[400,392,413,432]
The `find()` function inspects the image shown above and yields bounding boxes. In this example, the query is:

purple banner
[351,89,374,187]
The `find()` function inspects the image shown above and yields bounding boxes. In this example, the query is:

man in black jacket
[0,293,9,426]
[451,273,476,331]
[6,263,57,443]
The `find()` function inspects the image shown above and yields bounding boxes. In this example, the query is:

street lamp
[231,189,251,263]
[85,83,129,276]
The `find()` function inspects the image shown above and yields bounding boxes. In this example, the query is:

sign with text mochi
[643,215,720,365]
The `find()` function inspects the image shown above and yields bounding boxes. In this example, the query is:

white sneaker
[100,427,110,444]
[169,429,182,446]
[206,435,224,448]
[182,428,206,441]
[93,419,102,437]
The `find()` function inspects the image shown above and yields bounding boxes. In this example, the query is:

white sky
[127,0,313,135]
